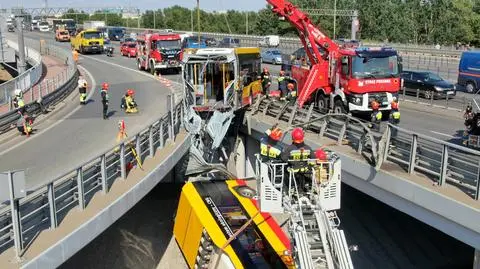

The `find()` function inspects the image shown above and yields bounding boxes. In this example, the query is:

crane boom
[266,0,340,107]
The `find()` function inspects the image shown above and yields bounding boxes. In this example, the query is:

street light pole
[197,0,200,44]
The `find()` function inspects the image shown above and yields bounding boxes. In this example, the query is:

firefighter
[260,67,271,95]
[370,100,382,131]
[78,76,88,105]
[13,89,25,115]
[463,104,476,145]
[16,112,33,136]
[100,82,109,119]
[390,99,400,124]
[286,82,297,103]
[281,127,314,192]
[277,70,291,98]
[260,126,283,161]
[123,89,138,113]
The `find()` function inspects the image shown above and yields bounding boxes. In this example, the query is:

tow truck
[269,0,402,115]
[136,32,183,75]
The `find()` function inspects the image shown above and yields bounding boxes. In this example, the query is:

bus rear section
[173,180,294,269]
[458,51,480,93]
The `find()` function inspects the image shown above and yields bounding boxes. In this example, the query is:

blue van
[182,36,207,49]
[458,51,480,93]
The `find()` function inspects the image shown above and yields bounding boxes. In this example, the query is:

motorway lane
[0,32,180,190]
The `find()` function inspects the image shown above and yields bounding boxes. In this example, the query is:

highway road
[0,31,468,193]
[0,31,183,190]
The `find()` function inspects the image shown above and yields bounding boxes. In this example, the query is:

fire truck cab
[136,32,183,75]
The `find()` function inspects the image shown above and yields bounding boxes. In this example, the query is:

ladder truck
[255,150,354,269]
[267,0,402,115]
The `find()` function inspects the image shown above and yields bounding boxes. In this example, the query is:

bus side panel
[173,189,191,247]
[183,209,204,268]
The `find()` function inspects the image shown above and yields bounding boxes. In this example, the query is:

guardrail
[0,40,43,106]
[0,95,183,258]
[251,98,480,201]
[96,25,466,57]
[0,41,78,134]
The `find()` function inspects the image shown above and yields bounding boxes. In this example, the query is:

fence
[0,40,43,106]
[0,95,183,258]
[252,98,480,201]
[0,41,78,134]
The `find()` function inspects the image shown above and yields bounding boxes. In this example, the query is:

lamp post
[197,0,200,44]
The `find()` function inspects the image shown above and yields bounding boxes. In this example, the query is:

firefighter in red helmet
[121,88,138,113]
[101,82,109,119]
[281,127,314,191]
[260,126,283,161]
[370,100,382,131]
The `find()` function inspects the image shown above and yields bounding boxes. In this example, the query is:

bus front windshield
[352,55,399,79]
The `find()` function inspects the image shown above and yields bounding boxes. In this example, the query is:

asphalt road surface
[0,31,183,190]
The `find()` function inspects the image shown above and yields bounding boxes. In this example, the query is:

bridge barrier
[0,40,43,106]
[0,41,78,134]
[252,99,480,200]
[93,25,465,57]
[0,95,183,259]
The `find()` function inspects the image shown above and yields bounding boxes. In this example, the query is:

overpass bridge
[0,31,478,268]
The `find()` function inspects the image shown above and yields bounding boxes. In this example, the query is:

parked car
[458,51,480,93]
[120,42,137,57]
[400,70,456,99]
[261,49,282,65]
[219,37,240,48]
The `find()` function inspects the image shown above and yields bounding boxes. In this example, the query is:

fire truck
[269,0,402,115]
[136,32,183,75]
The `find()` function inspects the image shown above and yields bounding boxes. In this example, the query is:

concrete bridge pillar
[474,249,480,269]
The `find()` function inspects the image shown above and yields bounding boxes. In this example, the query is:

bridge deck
[253,113,480,211]
[0,132,187,268]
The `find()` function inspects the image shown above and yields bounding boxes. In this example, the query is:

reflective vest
[125,96,135,109]
[288,148,311,172]
[260,142,282,159]
[392,111,400,120]
[17,98,25,108]
[373,111,382,121]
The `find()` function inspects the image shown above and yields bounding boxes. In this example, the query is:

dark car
[219,37,240,48]
[400,70,456,99]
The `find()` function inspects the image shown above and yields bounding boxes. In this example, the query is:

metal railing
[251,98,480,201]
[0,41,78,134]
[0,40,43,106]
[99,25,465,57]
[0,95,184,257]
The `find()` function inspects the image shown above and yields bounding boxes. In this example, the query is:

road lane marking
[430,131,462,139]
[0,65,97,156]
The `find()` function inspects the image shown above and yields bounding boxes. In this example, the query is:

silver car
[261,49,282,65]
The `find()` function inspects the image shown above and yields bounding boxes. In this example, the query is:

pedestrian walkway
[0,55,67,114]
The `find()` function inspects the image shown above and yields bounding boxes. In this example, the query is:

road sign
[0,170,26,202]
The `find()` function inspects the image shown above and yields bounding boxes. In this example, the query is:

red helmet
[287,83,295,90]
[127,89,135,96]
[267,127,283,141]
[371,101,379,110]
[102,82,109,90]
[315,149,327,161]
[291,127,304,143]
[391,101,398,110]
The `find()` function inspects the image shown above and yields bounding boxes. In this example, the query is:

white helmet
[14,89,22,96]
[392,96,397,102]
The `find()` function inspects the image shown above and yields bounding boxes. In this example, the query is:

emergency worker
[390,99,400,124]
[13,89,25,114]
[78,76,88,105]
[281,127,314,191]
[123,89,138,113]
[72,49,79,64]
[17,112,32,136]
[260,127,283,161]
[277,70,291,98]
[464,104,475,135]
[260,67,271,95]
[370,100,382,131]
[286,83,297,103]
[100,82,109,119]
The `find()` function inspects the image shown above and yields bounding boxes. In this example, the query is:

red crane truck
[268,0,402,115]
[136,32,183,75]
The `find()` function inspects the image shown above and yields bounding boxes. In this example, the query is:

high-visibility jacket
[372,111,382,122]
[17,97,25,108]
[125,96,136,109]
[281,143,313,173]
[260,136,282,159]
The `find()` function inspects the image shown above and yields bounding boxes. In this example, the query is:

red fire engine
[136,32,183,74]
[268,0,402,115]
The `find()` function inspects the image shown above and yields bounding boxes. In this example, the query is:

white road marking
[0,65,97,156]
[430,130,462,139]
[80,54,183,86]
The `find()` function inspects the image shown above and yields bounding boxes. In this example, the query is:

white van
[259,35,280,48]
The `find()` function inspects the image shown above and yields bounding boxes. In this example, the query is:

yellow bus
[173,179,294,269]
[182,47,264,112]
